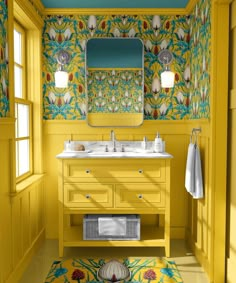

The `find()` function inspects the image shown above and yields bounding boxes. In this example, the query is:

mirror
[86,38,144,127]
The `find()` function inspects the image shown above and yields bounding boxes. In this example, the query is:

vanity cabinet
[57,157,171,257]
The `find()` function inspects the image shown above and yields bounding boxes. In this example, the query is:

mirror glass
[86,38,144,127]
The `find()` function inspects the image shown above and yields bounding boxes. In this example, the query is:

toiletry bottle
[154,133,163,153]
[65,140,71,151]
[142,136,147,150]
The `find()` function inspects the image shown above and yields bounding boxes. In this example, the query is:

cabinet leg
[59,245,64,257]
[165,244,170,257]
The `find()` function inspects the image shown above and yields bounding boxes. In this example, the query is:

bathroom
[0,0,235,282]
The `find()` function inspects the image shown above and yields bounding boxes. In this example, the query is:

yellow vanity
[57,149,172,257]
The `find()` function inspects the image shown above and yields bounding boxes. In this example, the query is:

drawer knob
[85,194,91,199]
[138,194,143,199]
[138,169,143,174]
[85,169,91,174]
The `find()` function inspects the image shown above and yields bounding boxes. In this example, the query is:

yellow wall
[226,1,236,282]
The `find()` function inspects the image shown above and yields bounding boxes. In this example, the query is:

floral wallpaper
[87,69,143,113]
[0,0,9,118]
[189,0,211,119]
[42,0,211,120]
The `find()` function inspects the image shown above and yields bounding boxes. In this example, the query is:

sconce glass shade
[158,49,175,88]
[55,70,68,88]
[54,50,70,88]
[161,70,175,88]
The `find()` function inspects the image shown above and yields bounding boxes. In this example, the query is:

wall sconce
[54,50,70,88]
[158,49,175,88]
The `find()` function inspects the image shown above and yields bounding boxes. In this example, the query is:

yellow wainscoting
[43,120,212,278]
[0,118,45,283]
[43,119,210,244]
[42,115,223,283]
[5,177,45,283]
[186,133,211,277]
[0,119,15,283]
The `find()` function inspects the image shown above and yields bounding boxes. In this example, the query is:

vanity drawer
[63,159,166,181]
[64,183,113,208]
[115,183,166,208]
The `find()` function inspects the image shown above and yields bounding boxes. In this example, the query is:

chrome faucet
[110,130,117,152]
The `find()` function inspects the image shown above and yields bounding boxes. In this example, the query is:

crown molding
[32,0,45,14]
[211,0,232,3]
[43,7,186,15]
[14,0,44,28]
[185,0,198,14]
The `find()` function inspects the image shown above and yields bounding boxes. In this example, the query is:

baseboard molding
[5,228,45,283]
[186,233,211,282]
[170,227,186,239]
[227,256,236,283]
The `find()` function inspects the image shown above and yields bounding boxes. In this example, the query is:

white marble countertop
[56,151,173,159]
[56,141,173,159]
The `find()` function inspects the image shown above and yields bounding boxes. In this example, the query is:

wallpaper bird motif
[0,0,9,118]
[41,0,210,120]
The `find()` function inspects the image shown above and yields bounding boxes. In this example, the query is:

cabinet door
[115,183,166,208]
[64,183,113,208]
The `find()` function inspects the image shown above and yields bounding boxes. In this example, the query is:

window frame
[14,21,33,182]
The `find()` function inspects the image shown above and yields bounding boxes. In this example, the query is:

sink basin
[88,151,136,157]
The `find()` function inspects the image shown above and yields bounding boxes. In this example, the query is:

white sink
[88,151,136,157]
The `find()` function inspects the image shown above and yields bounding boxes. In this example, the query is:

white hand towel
[192,145,204,199]
[98,217,127,236]
[185,143,195,194]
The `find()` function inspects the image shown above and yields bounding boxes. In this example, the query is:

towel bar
[190,127,201,144]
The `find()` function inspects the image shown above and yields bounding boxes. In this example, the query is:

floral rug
[44,257,183,283]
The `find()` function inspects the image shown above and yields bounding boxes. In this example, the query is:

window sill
[12,174,44,195]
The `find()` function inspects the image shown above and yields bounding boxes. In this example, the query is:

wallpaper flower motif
[0,0,9,118]
[87,69,143,113]
[42,0,210,120]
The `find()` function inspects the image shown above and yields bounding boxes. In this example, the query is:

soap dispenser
[154,132,163,153]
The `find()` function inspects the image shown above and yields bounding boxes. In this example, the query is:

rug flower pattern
[44,258,183,283]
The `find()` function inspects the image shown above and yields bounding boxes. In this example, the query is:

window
[14,22,32,180]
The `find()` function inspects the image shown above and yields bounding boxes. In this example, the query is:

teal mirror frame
[86,38,144,127]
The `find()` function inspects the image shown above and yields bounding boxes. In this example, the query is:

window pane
[16,103,29,138]
[17,139,30,177]
[14,29,22,64]
[14,66,23,98]
[15,103,18,138]
[16,141,19,177]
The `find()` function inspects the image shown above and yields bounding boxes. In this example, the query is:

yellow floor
[19,239,209,283]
